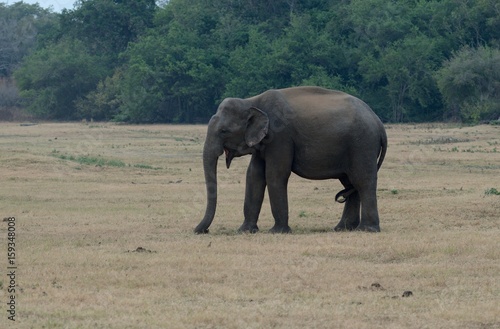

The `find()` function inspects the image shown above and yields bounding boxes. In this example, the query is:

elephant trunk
[194,133,222,234]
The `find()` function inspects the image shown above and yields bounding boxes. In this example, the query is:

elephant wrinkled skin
[195,86,387,234]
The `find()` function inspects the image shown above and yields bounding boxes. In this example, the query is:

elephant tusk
[224,148,235,169]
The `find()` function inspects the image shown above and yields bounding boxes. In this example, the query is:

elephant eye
[219,128,230,135]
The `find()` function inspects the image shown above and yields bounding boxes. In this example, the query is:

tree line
[2,0,500,123]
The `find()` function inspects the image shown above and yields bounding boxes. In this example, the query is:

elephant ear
[245,107,269,147]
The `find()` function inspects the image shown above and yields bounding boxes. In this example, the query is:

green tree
[59,0,156,59]
[11,0,500,123]
[13,0,157,121]
[224,27,277,98]
[436,46,500,122]
[359,35,444,121]
[0,2,57,76]
[225,12,354,98]
[14,39,108,119]
[119,41,167,123]
[75,69,124,121]
[118,0,227,122]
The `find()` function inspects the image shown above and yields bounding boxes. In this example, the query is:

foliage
[0,2,57,76]
[118,0,227,123]
[14,39,108,119]
[7,0,500,123]
[10,0,156,120]
[0,77,19,108]
[484,188,500,196]
[0,2,58,117]
[75,70,124,121]
[59,0,156,60]
[436,46,500,122]
[52,151,126,167]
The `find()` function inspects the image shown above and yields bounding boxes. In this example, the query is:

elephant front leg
[266,168,292,234]
[240,155,266,233]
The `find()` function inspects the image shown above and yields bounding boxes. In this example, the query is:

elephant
[194,86,387,234]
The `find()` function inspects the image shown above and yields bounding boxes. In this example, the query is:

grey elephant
[195,86,387,234]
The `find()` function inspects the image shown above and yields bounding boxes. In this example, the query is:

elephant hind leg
[356,184,380,232]
[334,191,360,231]
[334,178,360,231]
[349,171,381,232]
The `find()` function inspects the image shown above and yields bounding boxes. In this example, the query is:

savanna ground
[0,122,499,329]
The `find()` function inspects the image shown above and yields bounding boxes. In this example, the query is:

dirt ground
[0,122,499,328]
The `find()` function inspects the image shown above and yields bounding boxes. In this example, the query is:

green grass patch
[52,152,125,168]
[133,163,154,169]
[133,163,163,170]
[51,151,160,169]
[409,136,471,145]
[485,188,500,196]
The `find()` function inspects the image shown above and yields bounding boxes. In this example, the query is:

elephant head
[194,99,269,233]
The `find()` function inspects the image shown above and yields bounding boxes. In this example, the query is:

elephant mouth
[224,144,254,169]
[224,148,236,169]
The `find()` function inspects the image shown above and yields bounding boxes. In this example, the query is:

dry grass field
[0,122,499,328]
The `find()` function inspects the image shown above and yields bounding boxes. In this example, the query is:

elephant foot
[269,225,292,234]
[334,219,360,232]
[194,227,209,234]
[333,224,355,232]
[356,224,380,232]
[238,223,259,234]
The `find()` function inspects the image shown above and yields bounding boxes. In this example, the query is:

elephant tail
[377,129,388,171]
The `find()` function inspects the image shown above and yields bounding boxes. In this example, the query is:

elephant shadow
[208,226,334,236]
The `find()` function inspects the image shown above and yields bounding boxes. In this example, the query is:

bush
[436,46,500,122]
[485,188,500,196]
[14,39,109,120]
[0,78,20,108]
